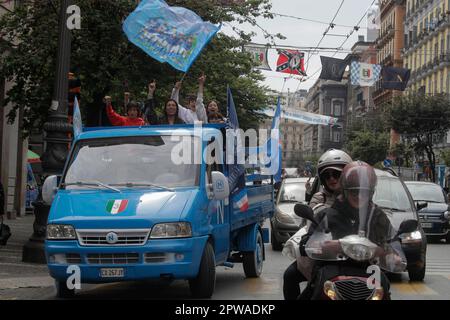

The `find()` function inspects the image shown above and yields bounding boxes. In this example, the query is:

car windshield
[405,183,446,203]
[373,177,413,212]
[278,182,306,203]
[62,135,200,189]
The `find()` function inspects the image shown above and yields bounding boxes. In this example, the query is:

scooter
[282,203,417,300]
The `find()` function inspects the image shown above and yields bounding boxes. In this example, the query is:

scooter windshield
[305,173,408,273]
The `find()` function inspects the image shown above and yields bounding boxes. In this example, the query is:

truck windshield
[62,135,200,189]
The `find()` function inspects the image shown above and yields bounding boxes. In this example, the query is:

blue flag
[123,0,220,73]
[227,87,248,212]
[73,96,82,139]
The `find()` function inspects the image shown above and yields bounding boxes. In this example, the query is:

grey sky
[223,0,378,93]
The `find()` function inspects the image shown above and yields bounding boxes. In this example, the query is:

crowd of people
[103,74,226,127]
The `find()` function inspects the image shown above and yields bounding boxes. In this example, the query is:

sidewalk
[0,214,55,299]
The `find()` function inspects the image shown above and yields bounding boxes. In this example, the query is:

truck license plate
[100,268,124,278]
[421,222,432,228]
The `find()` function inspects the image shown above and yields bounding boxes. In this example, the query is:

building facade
[1,1,28,218]
[302,79,348,157]
[404,0,450,95]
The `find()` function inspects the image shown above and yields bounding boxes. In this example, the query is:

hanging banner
[123,0,220,72]
[243,45,271,70]
[282,108,338,126]
[276,50,307,76]
[350,61,381,87]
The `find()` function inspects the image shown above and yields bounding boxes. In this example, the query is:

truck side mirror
[416,201,428,211]
[211,171,230,200]
[42,175,59,205]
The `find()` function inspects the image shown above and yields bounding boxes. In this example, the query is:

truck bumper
[45,236,208,283]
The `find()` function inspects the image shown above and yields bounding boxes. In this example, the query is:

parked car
[404,181,450,243]
[307,168,427,281]
[270,177,309,251]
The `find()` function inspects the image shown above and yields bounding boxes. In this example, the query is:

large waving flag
[123,0,220,72]
[350,61,381,87]
[276,50,306,76]
[227,87,248,212]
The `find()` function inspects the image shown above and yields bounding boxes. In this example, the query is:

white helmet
[317,149,352,175]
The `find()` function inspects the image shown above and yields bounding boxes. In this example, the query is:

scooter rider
[299,161,396,299]
[283,149,352,300]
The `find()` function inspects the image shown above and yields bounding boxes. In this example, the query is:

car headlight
[275,210,296,225]
[340,235,378,261]
[400,230,422,243]
[150,222,192,239]
[47,224,76,240]
[444,211,450,220]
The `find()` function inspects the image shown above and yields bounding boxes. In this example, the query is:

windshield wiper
[378,206,406,212]
[63,181,121,193]
[112,182,174,192]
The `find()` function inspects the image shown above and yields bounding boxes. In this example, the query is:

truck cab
[44,124,274,298]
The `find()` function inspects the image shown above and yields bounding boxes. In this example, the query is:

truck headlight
[443,211,450,220]
[47,224,76,240]
[150,222,192,239]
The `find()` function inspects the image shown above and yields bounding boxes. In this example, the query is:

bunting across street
[243,45,271,70]
[350,61,382,87]
[276,50,307,76]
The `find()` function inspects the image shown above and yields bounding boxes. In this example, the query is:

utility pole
[23,0,73,263]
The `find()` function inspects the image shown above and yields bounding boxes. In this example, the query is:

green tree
[0,0,279,134]
[440,148,450,167]
[346,130,390,166]
[389,142,414,167]
[387,94,450,182]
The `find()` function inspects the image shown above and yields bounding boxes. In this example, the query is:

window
[333,131,341,143]
[332,101,342,116]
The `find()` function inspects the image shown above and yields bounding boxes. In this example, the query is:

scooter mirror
[294,203,317,225]
[397,219,418,236]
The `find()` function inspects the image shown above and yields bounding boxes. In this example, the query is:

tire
[189,242,216,298]
[55,280,75,299]
[408,261,426,281]
[243,231,264,278]
[271,228,283,251]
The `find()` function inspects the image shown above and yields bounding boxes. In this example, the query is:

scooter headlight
[370,287,384,300]
[340,236,378,261]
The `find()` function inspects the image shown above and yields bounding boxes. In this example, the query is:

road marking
[392,282,438,295]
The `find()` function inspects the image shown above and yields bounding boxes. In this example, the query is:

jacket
[171,87,207,123]
[309,189,337,214]
[106,105,145,126]
[143,98,185,125]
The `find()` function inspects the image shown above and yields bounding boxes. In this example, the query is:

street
[1,215,450,300]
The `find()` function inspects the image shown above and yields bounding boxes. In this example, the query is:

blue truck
[43,124,275,298]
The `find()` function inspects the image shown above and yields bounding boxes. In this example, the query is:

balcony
[440,53,450,67]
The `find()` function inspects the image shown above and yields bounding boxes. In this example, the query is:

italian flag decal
[106,200,128,215]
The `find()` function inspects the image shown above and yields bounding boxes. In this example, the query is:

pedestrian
[143,80,185,125]
[0,180,11,246]
[105,96,145,126]
[171,74,207,123]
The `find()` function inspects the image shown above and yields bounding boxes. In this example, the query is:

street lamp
[23,0,73,263]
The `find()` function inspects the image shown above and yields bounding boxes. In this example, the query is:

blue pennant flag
[73,96,82,139]
[227,87,248,212]
[123,0,220,73]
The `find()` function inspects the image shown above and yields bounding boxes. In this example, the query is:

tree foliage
[346,130,389,166]
[387,94,450,181]
[0,0,280,134]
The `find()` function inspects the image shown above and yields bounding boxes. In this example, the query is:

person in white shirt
[171,74,208,123]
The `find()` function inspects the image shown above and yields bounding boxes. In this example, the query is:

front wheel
[55,280,75,299]
[243,231,264,278]
[189,242,216,298]
[271,228,283,251]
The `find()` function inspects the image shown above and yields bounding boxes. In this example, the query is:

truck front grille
[77,229,150,246]
[87,253,139,264]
